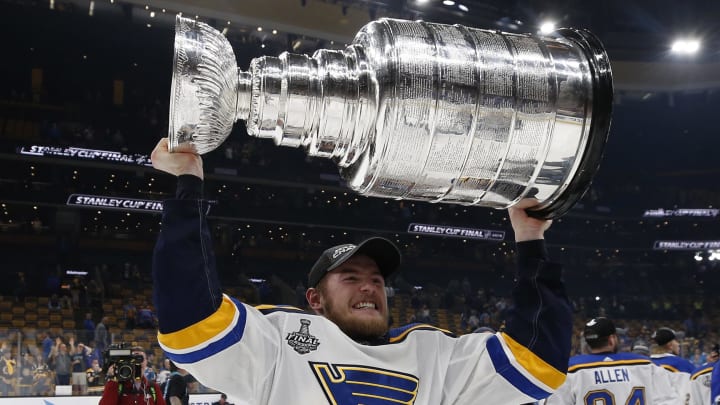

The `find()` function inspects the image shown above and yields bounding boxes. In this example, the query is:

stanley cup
[169,16,612,218]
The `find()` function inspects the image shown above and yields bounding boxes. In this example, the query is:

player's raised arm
[503,199,573,391]
[150,138,221,334]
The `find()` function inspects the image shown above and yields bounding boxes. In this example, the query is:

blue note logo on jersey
[286,319,320,354]
[310,362,419,404]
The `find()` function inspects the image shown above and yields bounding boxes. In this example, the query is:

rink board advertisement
[0,393,220,405]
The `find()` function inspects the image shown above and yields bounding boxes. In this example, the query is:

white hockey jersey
[543,352,679,405]
[683,363,713,405]
[159,299,563,404]
[153,198,573,405]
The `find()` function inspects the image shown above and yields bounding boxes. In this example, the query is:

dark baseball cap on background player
[583,317,617,343]
[308,237,402,288]
[652,327,678,346]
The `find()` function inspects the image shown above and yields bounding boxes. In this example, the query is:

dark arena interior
[0,0,719,402]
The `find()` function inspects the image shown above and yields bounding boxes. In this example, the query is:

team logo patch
[332,244,355,259]
[286,319,320,354]
[310,362,419,404]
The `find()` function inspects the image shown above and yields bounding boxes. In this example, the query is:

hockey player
[149,137,573,404]
[544,317,678,405]
[650,327,695,375]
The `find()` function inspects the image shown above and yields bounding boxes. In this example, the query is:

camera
[103,343,144,382]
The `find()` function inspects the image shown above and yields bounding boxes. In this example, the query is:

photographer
[99,345,166,405]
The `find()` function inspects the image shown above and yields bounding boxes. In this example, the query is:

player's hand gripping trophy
[168,16,612,218]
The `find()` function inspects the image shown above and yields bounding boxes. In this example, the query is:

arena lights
[694,250,720,262]
[671,38,701,54]
[539,21,556,34]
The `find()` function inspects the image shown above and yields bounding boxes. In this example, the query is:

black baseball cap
[583,317,616,342]
[307,237,401,288]
[652,327,677,346]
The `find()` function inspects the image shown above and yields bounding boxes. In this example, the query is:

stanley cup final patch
[286,319,320,354]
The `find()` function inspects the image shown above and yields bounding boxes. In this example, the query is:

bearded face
[309,254,389,341]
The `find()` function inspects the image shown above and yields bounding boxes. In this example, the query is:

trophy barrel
[528,28,613,219]
[338,19,612,219]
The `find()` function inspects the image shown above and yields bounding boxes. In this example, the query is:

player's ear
[306,288,323,313]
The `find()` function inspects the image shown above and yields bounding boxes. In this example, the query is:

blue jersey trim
[167,298,247,364]
[487,335,551,399]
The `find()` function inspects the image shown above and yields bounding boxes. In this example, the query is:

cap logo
[332,245,355,259]
[586,319,597,327]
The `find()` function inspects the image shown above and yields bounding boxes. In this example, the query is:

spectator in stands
[0,348,16,396]
[83,312,95,344]
[136,302,157,329]
[86,358,104,388]
[70,339,89,394]
[123,299,137,330]
[691,347,707,367]
[48,293,62,311]
[144,352,158,383]
[94,317,110,352]
[631,339,651,356]
[32,363,53,396]
[87,277,104,308]
[49,339,71,386]
[39,330,53,363]
[17,351,37,395]
[156,358,171,389]
[412,303,433,324]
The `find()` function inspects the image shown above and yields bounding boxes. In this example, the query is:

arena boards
[0,393,220,405]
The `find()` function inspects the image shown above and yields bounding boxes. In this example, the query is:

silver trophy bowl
[169,16,613,219]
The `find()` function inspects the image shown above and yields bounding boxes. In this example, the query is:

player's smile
[352,301,377,310]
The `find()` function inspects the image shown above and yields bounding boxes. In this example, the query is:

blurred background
[0,0,719,398]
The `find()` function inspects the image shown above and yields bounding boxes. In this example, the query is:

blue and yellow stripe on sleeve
[486,332,566,400]
[158,295,246,363]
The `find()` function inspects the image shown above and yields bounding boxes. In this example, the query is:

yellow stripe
[691,367,712,380]
[158,296,237,350]
[500,332,566,389]
[661,364,679,373]
[388,324,452,343]
[254,304,303,312]
[568,359,651,373]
